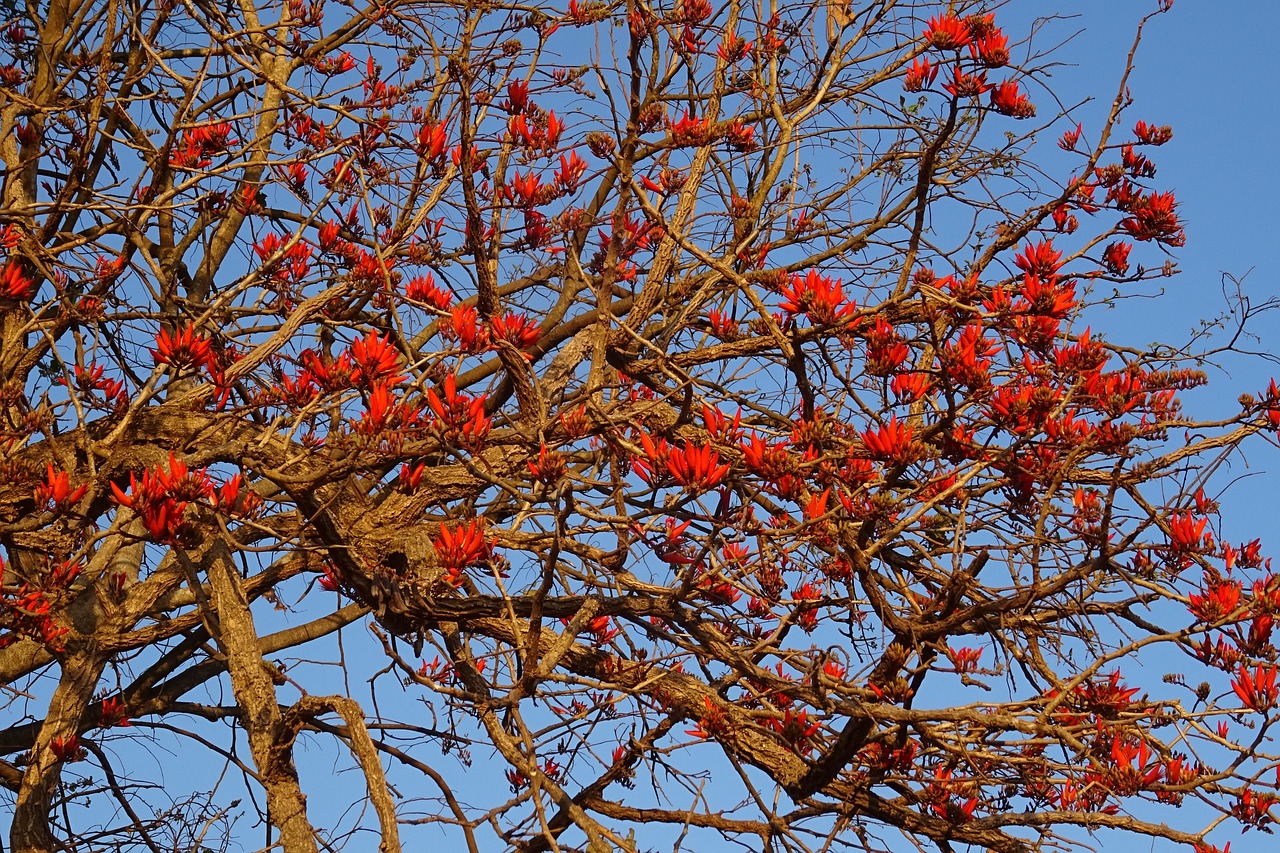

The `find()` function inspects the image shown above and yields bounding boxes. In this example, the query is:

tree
[0,0,1276,850]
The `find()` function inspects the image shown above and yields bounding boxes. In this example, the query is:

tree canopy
[1,1,1277,852]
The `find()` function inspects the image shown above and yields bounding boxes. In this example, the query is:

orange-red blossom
[1232,663,1279,712]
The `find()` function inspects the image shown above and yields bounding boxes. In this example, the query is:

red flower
[1059,122,1084,150]
[566,0,606,26]
[946,646,983,673]
[673,0,712,24]
[990,80,1035,117]
[665,442,730,494]
[740,434,793,484]
[803,488,831,524]
[393,462,425,494]
[434,520,491,567]
[1133,120,1173,146]
[717,32,753,63]
[722,119,757,152]
[1121,191,1184,246]
[109,454,214,542]
[1231,788,1278,828]
[923,14,971,50]
[632,430,669,485]
[793,580,823,606]
[98,696,131,728]
[1168,511,1211,556]
[765,708,822,755]
[666,110,714,147]
[558,403,591,439]
[1014,240,1063,278]
[903,57,938,92]
[680,24,703,54]
[425,373,492,450]
[527,444,567,485]
[1193,842,1230,853]
[1187,577,1242,623]
[971,29,1009,67]
[1122,144,1156,178]
[705,308,739,340]
[1018,274,1076,319]
[1051,204,1078,234]
[450,143,486,174]
[169,122,237,169]
[965,12,998,39]
[627,8,655,41]
[441,303,490,353]
[156,453,214,502]
[299,349,354,393]
[415,120,448,160]
[554,151,588,191]
[433,519,496,585]
[489,311,541,350]
[405,273,452,309]
[349,249,398,289]
[701,405,743,442]
[152,323,214,372]
[1060,670,1141,718]
[0,223,21,249]
[582,614,619,645]
[779,269,855,326]
[685,696,728,739]
[504,79,529,113]
[318,561,344,592]
[42,558,82,591]
[1105,737,1163,796]
[542,112,564,150]
[863,316,910,375]
[312,50,357,75]
[943,66,989,98]
[890,372,931,402]
[503,170,546,208]
[0,261,35,299]
[860,417,916,464]
[211,473,259,517]
[1102,241,1131,276]
[349,330,403,386]
[49,735,84,763]
[317,220,342,251]
[34,464,88,512]
[350,382,421,439]
[1106,178,1141,210]
[1232,664,1279,712]
[944,325,997,389]
[928,790,979,824]
[10,123,32,147]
